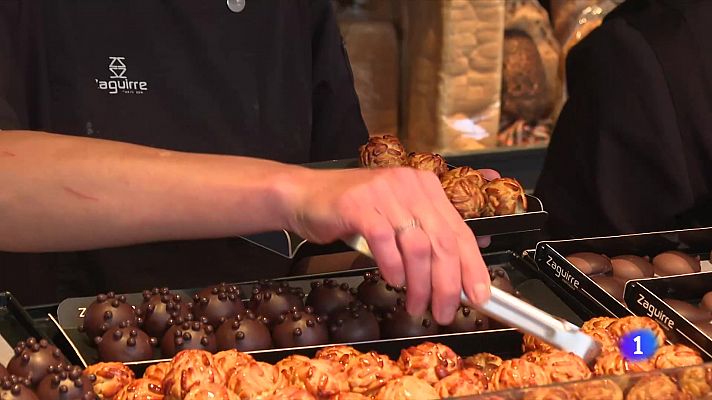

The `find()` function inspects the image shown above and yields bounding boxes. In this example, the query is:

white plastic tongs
[345,235,602,364]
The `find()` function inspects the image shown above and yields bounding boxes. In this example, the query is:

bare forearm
[0,131,307,252]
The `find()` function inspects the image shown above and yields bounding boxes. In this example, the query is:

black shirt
[535,0,712,238]
[0,0,368,304]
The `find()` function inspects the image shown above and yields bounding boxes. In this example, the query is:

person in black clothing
[0,1,491,324]
[536,0,712,238]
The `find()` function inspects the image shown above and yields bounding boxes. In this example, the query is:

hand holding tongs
[345,235,601,364]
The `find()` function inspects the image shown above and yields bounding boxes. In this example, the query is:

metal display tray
[53,251,590,368]
[534,227,712,319]
[625,272,712,359]
[240,159,548,260]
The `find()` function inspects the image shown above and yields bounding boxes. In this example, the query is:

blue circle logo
[619,329,658,361]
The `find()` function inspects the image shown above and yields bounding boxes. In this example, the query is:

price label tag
[619,329,658,362]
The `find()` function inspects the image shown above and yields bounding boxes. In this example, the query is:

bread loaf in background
[402,0,505,153]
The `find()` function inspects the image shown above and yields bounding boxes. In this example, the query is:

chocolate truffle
[79,293,137,341]
[36,364,96,400]
[95,321,157,362]
[0,375,39,400]
[327,303,380,343]
[442,306,489,333]
[358,135,407,168]
[653,250,701,276]
[192,283,245,328]
[7,338,67,387]
[663,299,712,323]
[248,281,304,326]
[380,301,439,339]
[215,311,272,352]
[0,364,8,379]
[611,255,654,280]
[356,271,406,314]
[305,279,355,318]
[137,288,192,338]
[565,252,612,275]
[482,177,528,216]
[443,176,487,219]
[701,291,712,311]
[271,307,328,348]
[440,167,487,188]
[489,266,515,295]
[407,152,448,177]
[160,320,217,357]
[591,275,625,301]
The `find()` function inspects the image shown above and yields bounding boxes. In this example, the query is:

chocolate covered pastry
[225,361,283,399]
[183,383,237,400]
[592,351,654,376]
[490,359,550,391]
[536,351,591,383]
[7,338,67,387]
[191,283,245,329]
[271,307,328,348]
[137,288,192,339]
[607,316,666,346]
[142,363,169,383]
[248,281,304,326]
[701,291,712,311]
[396,342,461,384]
[591,276,625,302]
[626,374,684,400]
[611,255,654,280]
[565,253,612,276]
[212,350,255,379]
[359,135,407,168]
[346,351,402,395]
[442,306,489,333]
[0,376,39,400]
[161,320,217,357]
[407,152,449,177]
[113,379,163,400]
[433,368,487,398]
[215,312,272,352]
[95,322,156,362]
[443,176,487,219]
[327,303,380,343]
[482,177,528,216]
[373,376,438,400]
[664,299,711,323]
[305,279,355,318]
[0,365,7,380]
[36,364,97,400]
[380,302,439,339]
[80,293,137,342]
[162,350,225,400]
[463,353,503,381]
[83,362,134,400]
[356,271,406,314]
[653,250,701,276]
[653,344,703,369]
[440,167,486,188]
[489,266,516,295]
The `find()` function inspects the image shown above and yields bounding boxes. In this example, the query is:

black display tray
[54,251,588,368]
[534,227,712,319]
[240,159,548,259]
[625,272,712,359]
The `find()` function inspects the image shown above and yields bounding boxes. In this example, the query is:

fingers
[479,168,501,181]
[476,236,492,248]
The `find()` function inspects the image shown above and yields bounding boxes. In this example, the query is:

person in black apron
[536,0,712,238]
[0,1,491,324]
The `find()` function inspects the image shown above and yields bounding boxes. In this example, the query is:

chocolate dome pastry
[161,320,217,357]
[0,364,7,379]
[489,266,515,294]
[380,300,439,339]
[482,177,528,216]
[215,311,272,352]
[442,176,487,219]
[565,252,612,275]
[442,305,489,333]
[79,293,137,342]
[305,279,356,318]
[36,364,97,400]
[6,338,67,387]
[406,152,448,177]
[701,291,712,311]
[358,135,407,168]
[440,167,487,188]
[192,283,245,328]
[271,307,329,348]
[591,276,625,302]
[0,375,39,400]
[653,250,701,276]
[327,302,380,343]
[248,281,304,326]
[611,255,654,280]
[95,322,157,362]
[663,299,712,323]
[355,271,405,314]
[137,288,192,338]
